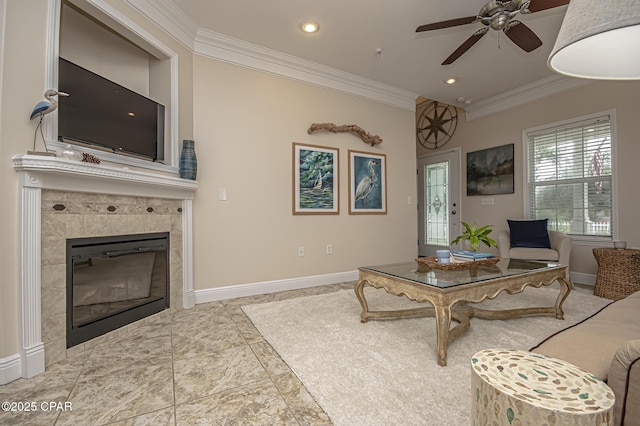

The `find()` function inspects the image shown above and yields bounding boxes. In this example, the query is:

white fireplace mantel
[11,154,198,380]
[12,155,198,198]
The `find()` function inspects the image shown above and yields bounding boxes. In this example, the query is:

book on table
[451,250,495,261]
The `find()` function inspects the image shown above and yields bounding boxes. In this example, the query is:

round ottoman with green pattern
[471,349,615,425]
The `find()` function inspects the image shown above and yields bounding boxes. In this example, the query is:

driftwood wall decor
[307,123,383,146]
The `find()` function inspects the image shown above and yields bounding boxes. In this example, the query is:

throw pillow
[507,219,551,248]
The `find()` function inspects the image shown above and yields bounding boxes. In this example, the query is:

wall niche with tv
[56,1,175,170]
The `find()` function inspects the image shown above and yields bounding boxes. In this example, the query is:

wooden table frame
[355,264,572,367]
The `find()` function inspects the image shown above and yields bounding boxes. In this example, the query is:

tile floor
[0,282,355,425]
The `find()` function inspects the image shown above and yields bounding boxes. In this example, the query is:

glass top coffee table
[355,258,572,366]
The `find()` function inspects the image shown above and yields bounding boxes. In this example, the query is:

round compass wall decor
[417,101,458,149]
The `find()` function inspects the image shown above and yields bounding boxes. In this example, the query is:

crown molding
[125,0,590,115]
[194,29,418,111]
[124,0,417,111]
[124,0,197,51]
[463,75,595,121]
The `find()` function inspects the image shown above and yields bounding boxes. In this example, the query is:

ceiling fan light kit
[548,0,640,80]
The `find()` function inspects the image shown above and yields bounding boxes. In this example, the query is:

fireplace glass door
[66,232,169,347]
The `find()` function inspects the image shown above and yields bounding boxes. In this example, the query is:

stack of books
[451,250,495,261]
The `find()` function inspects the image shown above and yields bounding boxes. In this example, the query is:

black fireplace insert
[66,232,170,348]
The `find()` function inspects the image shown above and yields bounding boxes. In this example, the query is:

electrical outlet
[298,246,304,257]
[326,244,333,255]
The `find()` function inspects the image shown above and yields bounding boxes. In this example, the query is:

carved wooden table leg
[354,278,370,323]
[554,277,573,319]
[434,304,452,367]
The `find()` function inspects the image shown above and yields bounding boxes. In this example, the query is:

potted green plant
[451,221,498,252]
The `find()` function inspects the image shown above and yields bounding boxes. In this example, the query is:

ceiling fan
[416,0,570,65]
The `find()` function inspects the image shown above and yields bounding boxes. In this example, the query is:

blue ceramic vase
[179,139,197,180]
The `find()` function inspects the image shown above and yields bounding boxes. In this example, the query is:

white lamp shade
[548,0,640,79]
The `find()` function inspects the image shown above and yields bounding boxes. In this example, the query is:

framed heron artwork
[292,142,339,215]
[348,150,387,215]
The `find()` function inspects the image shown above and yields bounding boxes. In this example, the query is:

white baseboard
[570,272,596,286]
[194,270,359,304]
[0,353,22,385]
[194,270,598,304]
[0,343,52,385]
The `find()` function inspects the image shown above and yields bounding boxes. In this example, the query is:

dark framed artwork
[292,142,339,215]
[466,143,514,196]
[348,150,387,214]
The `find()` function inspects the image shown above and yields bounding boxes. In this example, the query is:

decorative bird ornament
[30,89,68,120]
[29,90,68,153]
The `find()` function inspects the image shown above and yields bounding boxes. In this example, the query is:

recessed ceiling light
[445,77,457,85]
[300,20,319,34]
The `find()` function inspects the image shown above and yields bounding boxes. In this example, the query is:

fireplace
[13,156,196,380]
[66,232,170,348]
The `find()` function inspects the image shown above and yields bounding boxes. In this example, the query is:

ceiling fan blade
[416,16,477,32]
[526,0,570,13]
[504,21,543,52]
[442,30,487,65]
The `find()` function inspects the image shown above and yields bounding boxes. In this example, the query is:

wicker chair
[498,230,572,274]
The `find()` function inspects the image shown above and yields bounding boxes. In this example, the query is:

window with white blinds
[525,114,613,239]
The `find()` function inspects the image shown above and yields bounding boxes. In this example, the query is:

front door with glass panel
[418,150,461,257]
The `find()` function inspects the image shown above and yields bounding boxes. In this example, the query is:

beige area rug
[242,284,611,426]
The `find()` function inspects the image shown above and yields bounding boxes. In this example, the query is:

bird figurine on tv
[29,89,68,154]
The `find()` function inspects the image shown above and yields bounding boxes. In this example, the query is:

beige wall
[418,81,640,278]
[0,0,193,359]
[191,56,418,289]
[0,0,50,361]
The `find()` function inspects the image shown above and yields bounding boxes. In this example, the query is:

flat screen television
[58,57,165,161]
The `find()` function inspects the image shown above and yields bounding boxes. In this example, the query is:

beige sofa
[531,290,640,425]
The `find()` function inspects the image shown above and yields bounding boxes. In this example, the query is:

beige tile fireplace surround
[41,191,182,366]
[11,155,197,381]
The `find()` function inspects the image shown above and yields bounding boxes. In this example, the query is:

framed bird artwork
[348,150,387,215]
